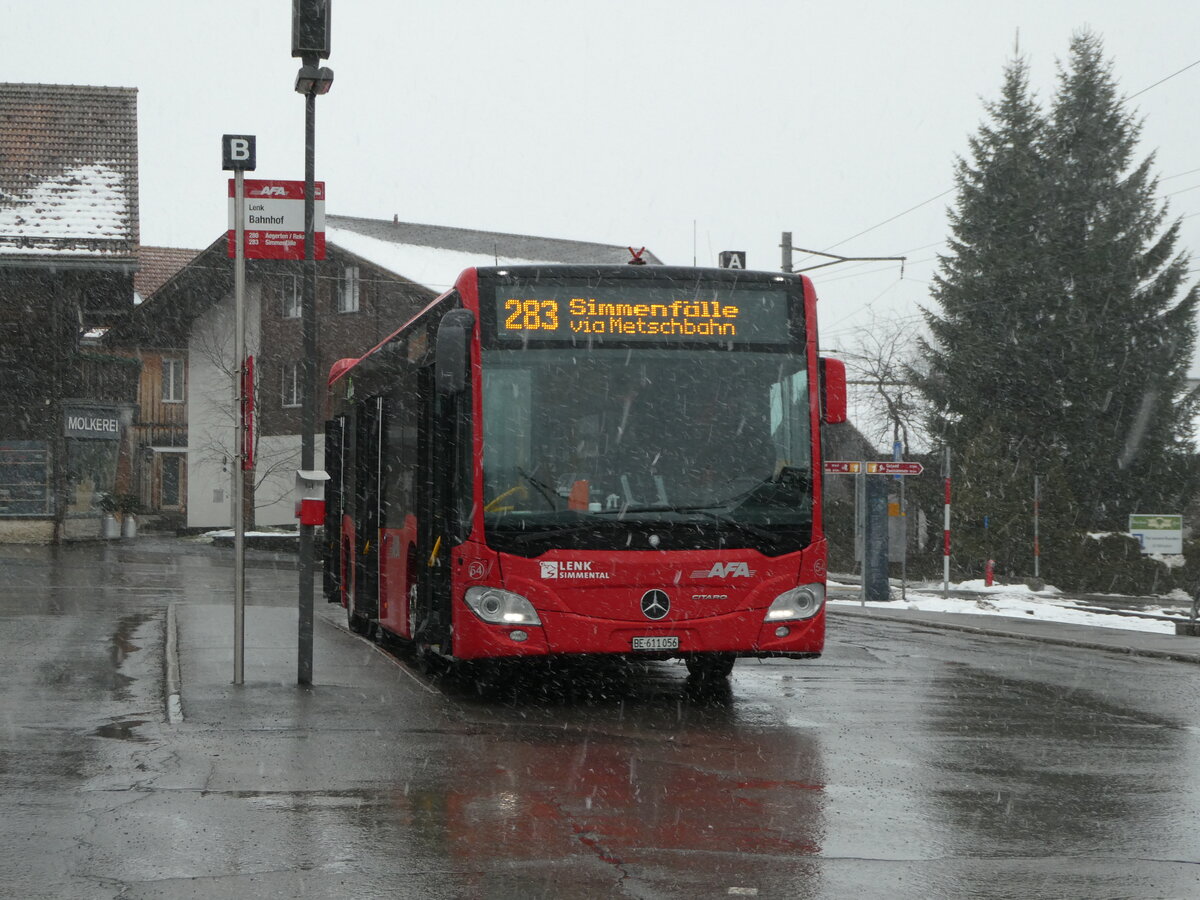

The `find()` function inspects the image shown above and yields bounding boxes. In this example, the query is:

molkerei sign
[63,406,120,440]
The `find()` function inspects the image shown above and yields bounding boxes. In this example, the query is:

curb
[165,603,184,724]
[826,605,1200,666]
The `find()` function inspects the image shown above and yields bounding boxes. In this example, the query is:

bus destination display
[493,284,792,344]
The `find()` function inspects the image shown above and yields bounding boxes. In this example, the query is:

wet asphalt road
[2,538,1199,899]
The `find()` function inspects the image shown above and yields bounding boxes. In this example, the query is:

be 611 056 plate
[631,636,679,651]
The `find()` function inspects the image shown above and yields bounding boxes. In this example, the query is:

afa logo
[251,185,288,197]
[691,562,756,579]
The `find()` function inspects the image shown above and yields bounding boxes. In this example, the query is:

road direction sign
[824,461,862,474]
[866,461,924,475]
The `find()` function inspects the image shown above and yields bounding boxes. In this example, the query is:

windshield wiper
[516,466,559,510]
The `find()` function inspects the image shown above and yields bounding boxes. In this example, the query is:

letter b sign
[222,134,257,171]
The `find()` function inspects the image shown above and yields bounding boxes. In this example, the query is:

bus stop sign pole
[222,134,256,686]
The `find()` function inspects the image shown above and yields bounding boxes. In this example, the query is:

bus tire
[415,644,450,678]
[685,653,735,680]
[345,584,372,637]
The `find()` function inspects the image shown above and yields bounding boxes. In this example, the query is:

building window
[338,265,360,313]
[162,358,185,403]
[282,275,301,318]
[282,362,301,408]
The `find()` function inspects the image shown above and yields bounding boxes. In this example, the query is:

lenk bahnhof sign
[226,179,325,260]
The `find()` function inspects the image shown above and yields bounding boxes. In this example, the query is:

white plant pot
[101,515,120,540]
[121,515,137,539]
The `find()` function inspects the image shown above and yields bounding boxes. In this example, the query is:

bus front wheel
[685,653,735,680]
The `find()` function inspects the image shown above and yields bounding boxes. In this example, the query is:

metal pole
[233,170,246,686]
[942,446,951,599]
[298,74,317,686]
[863,475,889,604]
[899,470,907,603]
[894,438,906,602]
[855,467,865,606]
[1033,474,1040,580]
[781,231,793,273]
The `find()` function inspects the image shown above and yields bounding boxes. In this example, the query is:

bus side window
[384,371,418,527]
[770,367,811,471]
[482,367,533,510]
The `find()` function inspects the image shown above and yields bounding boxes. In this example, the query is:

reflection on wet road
[1,538,1198,898]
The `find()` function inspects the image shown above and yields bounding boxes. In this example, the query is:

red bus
[323,264,846,679]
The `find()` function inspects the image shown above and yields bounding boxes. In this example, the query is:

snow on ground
[198,529,297,541]
[828,578,1185,634]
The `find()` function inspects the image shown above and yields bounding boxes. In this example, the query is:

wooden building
[0,83,140,542]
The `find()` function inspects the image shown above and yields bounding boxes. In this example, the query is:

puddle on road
[92,719,150,742]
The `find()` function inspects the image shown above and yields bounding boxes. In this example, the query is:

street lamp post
[292,0,332,686]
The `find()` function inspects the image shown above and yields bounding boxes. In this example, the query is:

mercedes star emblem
[640,589,670,620]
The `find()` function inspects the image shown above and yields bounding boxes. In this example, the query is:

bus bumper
[452,604,825,660]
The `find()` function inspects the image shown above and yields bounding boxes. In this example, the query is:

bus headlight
[765,584,825,621]
[464,587,542,626]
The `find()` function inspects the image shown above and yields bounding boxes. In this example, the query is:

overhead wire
[1128,57,1200,99]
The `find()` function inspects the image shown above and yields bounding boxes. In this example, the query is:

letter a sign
[222,134,257,172]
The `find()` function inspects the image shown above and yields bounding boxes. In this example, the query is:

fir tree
[916,32,1199,577]
[916,56,1060,571]
[1043,31,1199,528]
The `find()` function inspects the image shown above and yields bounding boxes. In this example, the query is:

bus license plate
[632,636,679,651]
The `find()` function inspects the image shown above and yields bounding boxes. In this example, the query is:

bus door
[412,306,474,654]
[412,372,474,650]
[379,379,420,638]
[412,363,450,648]
[351,395,384,630]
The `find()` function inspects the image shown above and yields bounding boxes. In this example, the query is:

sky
[8,1,1200,378]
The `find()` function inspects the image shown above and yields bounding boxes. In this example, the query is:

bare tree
[190,314,303,524]
[840,318,930,455]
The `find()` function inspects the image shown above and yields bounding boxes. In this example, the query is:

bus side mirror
[820,357,847,424]
[435,308,475,396]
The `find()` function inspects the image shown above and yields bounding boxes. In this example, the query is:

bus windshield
[481,347,813,556]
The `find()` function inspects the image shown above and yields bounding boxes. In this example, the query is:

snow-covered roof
[326,215,660,292]
[0,83,138,261]
[326,226,558,292]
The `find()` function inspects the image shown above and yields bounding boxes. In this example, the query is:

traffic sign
[825,460,924,475]
[866,462,924,475]
[1129,514,1182,555]
[221,134,256,171]
[824,461,862,474]
[226,179,326,260]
